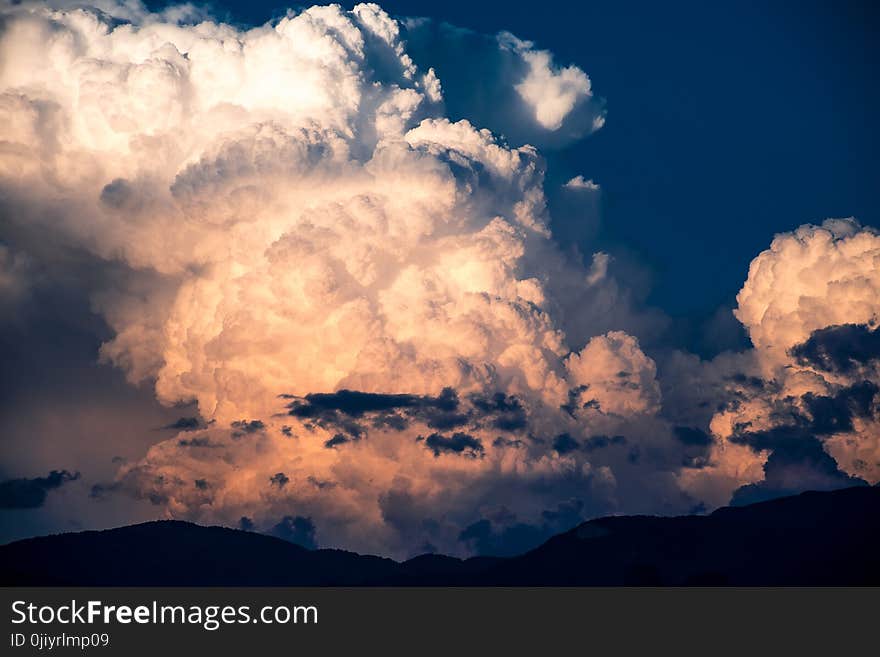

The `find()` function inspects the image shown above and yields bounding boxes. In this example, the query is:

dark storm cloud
[287,388,464,438]
[802,381,877,435]
[459,519,544,557]
[99,178,136,209]
[470,392,527,431]
[673,426,713,446]
[560,385,588,417]
[674,426,712,469]
[378,484,443,548]
[239,516,254,531]
[287,389,450,418]
[370,413,408,431]
[230,419,265,437]
[582,434,627,450]
[728,373,766,389]
[541,498,585,528]
[421,432,484,458]
[726,378,877,505]
[177,435,215,448]
[458,499,586,556]
[731,381,878,452]
[552,433,580,454]
[270,515,317,549]
[164,416,204,431]
[731,438,867,506]
[791,323,880,374]
[287,387,528,439]
[0,470,80,509]
[324,433,350,449]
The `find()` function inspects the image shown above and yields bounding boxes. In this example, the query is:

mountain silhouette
[3,486,878,585]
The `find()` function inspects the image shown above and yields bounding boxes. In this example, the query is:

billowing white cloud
[402,18,605,148]
[677,219,880,503]
[0,1,687,556]
[498,32,596,131]
[2,1,876,556]
[735,219,880,370]
[566,331,660,416]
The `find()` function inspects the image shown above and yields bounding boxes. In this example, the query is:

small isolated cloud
[403,19,605,147]
[563,175,600,191]
[499,32,594,131]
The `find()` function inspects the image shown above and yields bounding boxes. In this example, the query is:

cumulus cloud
[402,18,605,147]
[2,1,877,557]
[676,220,880,505]
[0,0,682,557]
[563,175,599,191]
[499,32,596,132]
[735,219,880,370]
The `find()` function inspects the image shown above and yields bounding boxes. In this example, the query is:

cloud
[500,32,595,131]
[790,323,880,374]
[0,1,748,556]
[0,470,80,509]
[458,498,585,556]
[402,19,605,147]
[270,515,317,549]
[563,175,600,191]
[730,438,866,506]
[678,220,880,505]
[421,432,484,458]
[2,1,877,557]
[734,219,880,370]
[565,331,661,416]
[673,426,712,447]
[164,417,205,431]
[552,433,580,454]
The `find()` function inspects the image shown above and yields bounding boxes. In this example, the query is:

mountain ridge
[3,486,878,585]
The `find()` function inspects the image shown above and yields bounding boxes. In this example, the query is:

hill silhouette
[2,486,878,585]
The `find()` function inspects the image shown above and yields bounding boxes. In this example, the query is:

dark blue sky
[157,0,879,319]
